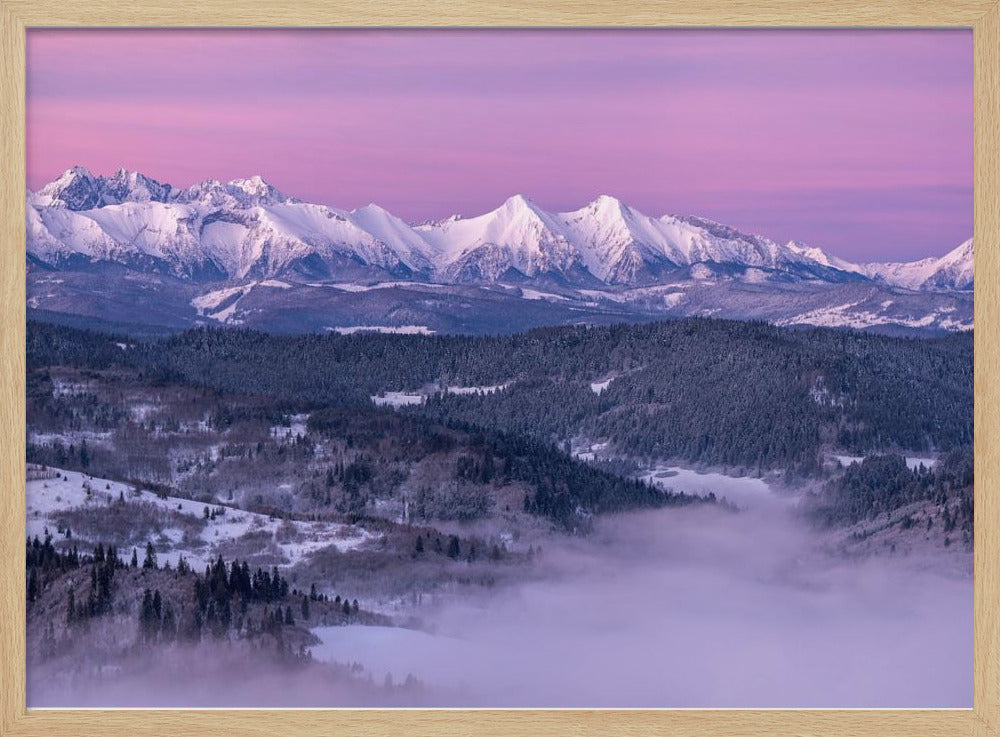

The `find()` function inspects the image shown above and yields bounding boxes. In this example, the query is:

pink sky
[26,30,972,261]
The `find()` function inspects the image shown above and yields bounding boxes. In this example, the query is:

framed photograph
[1,1,997,735]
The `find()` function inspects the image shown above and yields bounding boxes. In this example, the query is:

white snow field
[638,465,782,510]
[26,466,374,571]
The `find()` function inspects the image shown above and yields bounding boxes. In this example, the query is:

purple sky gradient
[26,30,972,261]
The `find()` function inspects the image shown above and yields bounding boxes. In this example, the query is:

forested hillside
[27,318,973,473]
[26,362,700,530]
[808,448,974,527]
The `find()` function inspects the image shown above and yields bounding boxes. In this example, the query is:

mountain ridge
[28,166,973,292]
[25,167,974,336]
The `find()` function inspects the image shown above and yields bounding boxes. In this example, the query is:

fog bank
[316,501,972,708]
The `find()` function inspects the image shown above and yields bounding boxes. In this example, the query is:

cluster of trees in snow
[26,534,374,665]
[27,356,706,528]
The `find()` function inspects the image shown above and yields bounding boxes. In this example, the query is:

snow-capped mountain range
[26,167,974,335]
[28,167,973,291]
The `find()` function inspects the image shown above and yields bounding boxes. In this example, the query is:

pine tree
[131,548,138,568]
[301,596,310,621]
[140,589,155,642]
[161,605,177,643]
[142,541,157,570]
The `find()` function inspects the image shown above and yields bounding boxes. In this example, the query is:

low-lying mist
[31,491,971,708]
[318,501,972,708]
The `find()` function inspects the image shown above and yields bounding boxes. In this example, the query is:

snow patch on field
[832,454,938,471]
[571,440,610,462]
[639,465,781,511]
[316,281,447,293]
[26,466,375,571]
[444,383,509,396]
[191,284,249,314]
[372,381,510,408]
[190,280,295,323]
[327,325,436,335]
[776,302,972,331]
[590,377,615,395]
[372,391,425,407]
[519,288,571,302]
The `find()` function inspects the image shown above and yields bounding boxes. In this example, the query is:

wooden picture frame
[1,2,997,735]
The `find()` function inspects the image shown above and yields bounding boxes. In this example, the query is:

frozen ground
[327,325,436,335]
[832,454,938,471]
[638,465,783,510]
[589,377,614,395]
[26,466,375,572]
[371,382,510,407]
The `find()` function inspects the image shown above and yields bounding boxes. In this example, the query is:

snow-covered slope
[863,239,974,291]
[28,168,431,280]
[416,195,585,282]
[26,167,973,296]
[556,197,869,285]
[27,465,373,572]
[33,166,173,210]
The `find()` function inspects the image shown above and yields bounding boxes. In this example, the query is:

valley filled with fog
[25,320,973,708]
[309,472,971,708]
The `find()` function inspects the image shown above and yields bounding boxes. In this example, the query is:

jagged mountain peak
[587,193,629,212]
[33,166,172,210]
[25,168,972,294]
[227,175,283,200]
[863,238,974,292]
[353,202,390,215]
[174,175,290,208]
[502,193,534,207]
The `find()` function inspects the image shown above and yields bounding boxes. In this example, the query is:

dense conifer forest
[809,447,974,528]
[28,318,973,474]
